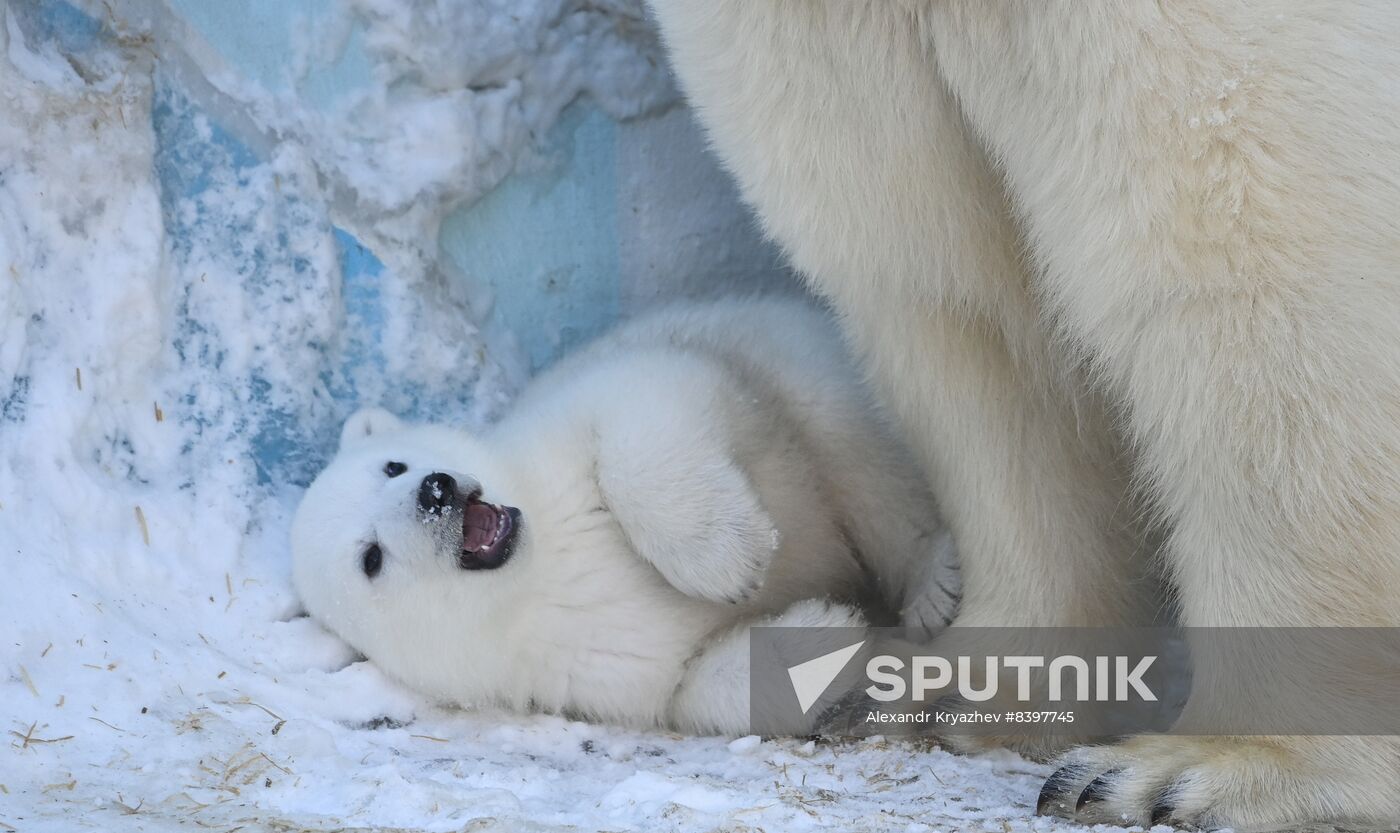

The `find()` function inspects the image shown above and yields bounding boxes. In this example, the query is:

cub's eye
[383,461,407,478]
[362,544,383,579]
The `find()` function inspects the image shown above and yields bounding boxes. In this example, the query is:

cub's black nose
[417,472,457,514]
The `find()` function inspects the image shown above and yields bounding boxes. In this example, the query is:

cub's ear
[340,407,404,449]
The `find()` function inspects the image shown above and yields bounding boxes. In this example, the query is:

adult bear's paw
[1037,735,1400,829]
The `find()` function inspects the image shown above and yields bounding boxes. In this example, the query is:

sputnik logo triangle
[786,640,866,714]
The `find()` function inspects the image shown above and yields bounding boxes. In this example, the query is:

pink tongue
[463,502,498,551]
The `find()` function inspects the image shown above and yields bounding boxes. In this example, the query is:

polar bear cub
[291,297,958,734]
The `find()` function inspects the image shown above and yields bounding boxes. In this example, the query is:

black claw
[1075,769,1122,813]
[1037,764,1088,817]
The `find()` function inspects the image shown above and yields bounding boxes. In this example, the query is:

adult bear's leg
[646,0,1149,649]
[924,1,1400,826]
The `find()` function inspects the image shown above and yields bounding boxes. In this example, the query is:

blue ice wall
[156,0,794,373]
[22,0,795,484]
[440,106,623,373]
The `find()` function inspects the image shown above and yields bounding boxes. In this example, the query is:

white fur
[292,298,958,735]
[647,0,1400,826]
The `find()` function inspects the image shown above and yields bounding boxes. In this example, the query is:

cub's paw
[601,442,778,605]
[1037,735,1400,829]
[770,597,867,630]
[649,516,776,605]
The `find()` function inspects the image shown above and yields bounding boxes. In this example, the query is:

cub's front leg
[594,359,779,606]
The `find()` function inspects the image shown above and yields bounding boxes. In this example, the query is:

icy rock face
[0,9,189,555]
[334,0,676,211]
[193,0,680,282]
[0,1,541,821]
[0,0,391,715]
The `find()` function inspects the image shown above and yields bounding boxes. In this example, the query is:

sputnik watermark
[863,654,1157,703]
[784,645,1158,713]
[754,627,1400,737]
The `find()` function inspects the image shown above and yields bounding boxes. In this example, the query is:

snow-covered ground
[0,1,1152,830]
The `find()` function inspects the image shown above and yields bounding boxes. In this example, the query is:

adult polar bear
[647,1,1400,829]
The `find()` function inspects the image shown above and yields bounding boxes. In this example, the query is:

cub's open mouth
[458,494,521,570]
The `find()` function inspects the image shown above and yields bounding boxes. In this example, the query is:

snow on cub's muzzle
[416,472,522,571]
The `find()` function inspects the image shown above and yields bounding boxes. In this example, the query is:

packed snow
[0,1,1153,830]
